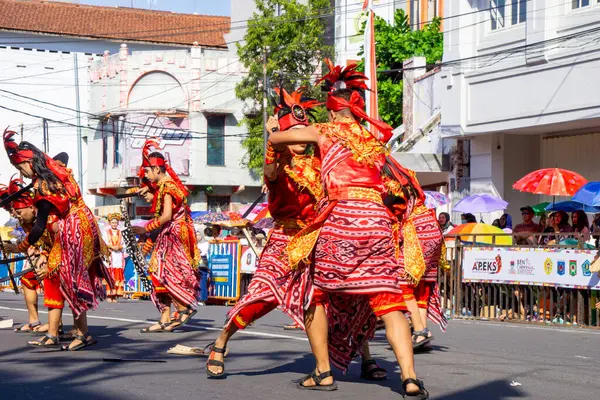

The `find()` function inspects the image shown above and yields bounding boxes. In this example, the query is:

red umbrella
[513,168,587,197]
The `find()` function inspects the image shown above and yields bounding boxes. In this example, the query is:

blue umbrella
[572,181,600,207]
[545,200,600,213]
[453,194,508,213]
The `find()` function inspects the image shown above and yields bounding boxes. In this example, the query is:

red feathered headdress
[274,87,322,131]
[4,128,34,165]
[8,176,34,209]
[139,138,189,197]
[316,58,393,143]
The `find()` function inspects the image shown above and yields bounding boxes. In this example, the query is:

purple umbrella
[424,191,450,209]
[253,218,274,230]
[453,194,508,213]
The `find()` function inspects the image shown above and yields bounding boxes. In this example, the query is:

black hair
[147,151,166,173]
[19,141,65,194]
[572,210,589,232]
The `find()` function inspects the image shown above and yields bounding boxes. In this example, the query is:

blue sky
[77,0,230,16]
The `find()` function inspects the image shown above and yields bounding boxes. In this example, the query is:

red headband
[8,177,34,209]
[139,138,189,197]
[4,128,34,165]
[326,91,393,143]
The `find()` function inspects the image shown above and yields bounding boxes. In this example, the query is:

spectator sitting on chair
[540,211,572,245]
[513,206,541,245]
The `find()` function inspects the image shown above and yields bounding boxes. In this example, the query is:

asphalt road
[0,292,599,400]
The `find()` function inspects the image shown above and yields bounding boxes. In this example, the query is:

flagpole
[363,0,381,140]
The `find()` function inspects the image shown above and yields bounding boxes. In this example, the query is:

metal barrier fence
[439,233,600,328]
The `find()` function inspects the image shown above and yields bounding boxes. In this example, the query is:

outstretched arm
[268,125,319,146]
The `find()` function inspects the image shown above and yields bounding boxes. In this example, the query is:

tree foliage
[236,0,331,171]
[358,9,443,129]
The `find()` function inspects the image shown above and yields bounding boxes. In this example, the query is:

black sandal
[167,309,197,331]
[140,322,170,333]
[412,328,433,349]
[360,359,387,381]
[205,345,227,379]
[61,333,97,352]
[402,378,429,399]
[28,334,60,348]
[15,321,40,333]
[297,369,338,391]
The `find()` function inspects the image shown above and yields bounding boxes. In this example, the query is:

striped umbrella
[447,223,512,246]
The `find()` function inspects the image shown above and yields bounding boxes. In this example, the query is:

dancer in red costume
[269,60,428,398]
[205,88,323,379]
[104,213,125,302]
[382,158,447,349]
[3,130,112,351]
[133,139,200,333]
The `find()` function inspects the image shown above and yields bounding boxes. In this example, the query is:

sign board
[462,247,600,289]
[240,245,258,273]
[207,240,241,300]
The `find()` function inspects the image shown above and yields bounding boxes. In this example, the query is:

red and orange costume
[284,60,412,371]
[4,129,112,317]
[104,213,125,297]
[383,157,447,330]
[139,139,199,312]
[226,88,323,330]
[8,178,64,309]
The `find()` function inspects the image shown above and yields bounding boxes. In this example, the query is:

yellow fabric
[402,205,428,285]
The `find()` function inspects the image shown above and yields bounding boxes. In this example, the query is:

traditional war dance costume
[271,60,429,398]
[138,139,199,333]
[4,129,113,350]
[104,213,126,300]
[382,157,448,347]
[205,88,324,379]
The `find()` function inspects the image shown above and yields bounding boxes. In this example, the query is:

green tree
[359,9,443,129]
[236,0,331,171]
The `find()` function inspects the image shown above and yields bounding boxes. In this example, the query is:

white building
[334,0,443,65]
[0,0,260,219]
[87,44,261,217]
[441,0,600,220]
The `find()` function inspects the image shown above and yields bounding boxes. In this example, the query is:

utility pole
[262,47,269,156]
[73,54,84,187]
[42,118,49,152]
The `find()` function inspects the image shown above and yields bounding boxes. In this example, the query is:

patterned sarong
[314,200,404,295]
[149,206,199,312]
[51,199,112,317]
[226,223,309,329]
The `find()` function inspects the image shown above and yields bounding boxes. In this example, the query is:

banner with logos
[207,240,241,300]
[462,247,600,289]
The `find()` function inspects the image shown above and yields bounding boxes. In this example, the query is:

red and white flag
[362,0,381,140]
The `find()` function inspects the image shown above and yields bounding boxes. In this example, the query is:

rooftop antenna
[147,0,157,10]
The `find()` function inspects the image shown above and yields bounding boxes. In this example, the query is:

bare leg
[47,308,62,338]
[206,323,239,375]
[418,309,430,337]
[405,298,429,345]
[300,304,334,387]
[22,286,40,326]
[380,311,420,394]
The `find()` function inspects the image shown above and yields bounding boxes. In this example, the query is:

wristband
[265,142,277,165]
[145,219,161,232]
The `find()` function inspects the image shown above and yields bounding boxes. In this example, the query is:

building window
[207,195,230,212]
[207,115,225,166]
[572,0,590,8]
[490,0,526,31]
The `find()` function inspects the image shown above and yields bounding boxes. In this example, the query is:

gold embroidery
[154,177,187,218]
[284,155,324,202]
[402,205,430,285]
[317,119,388,166]
[327,187,383,204]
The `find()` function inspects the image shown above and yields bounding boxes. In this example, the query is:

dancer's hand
[131,226,146,235]
[3,242,18,254]
[266,116,279,134]
[36,255,49,280]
